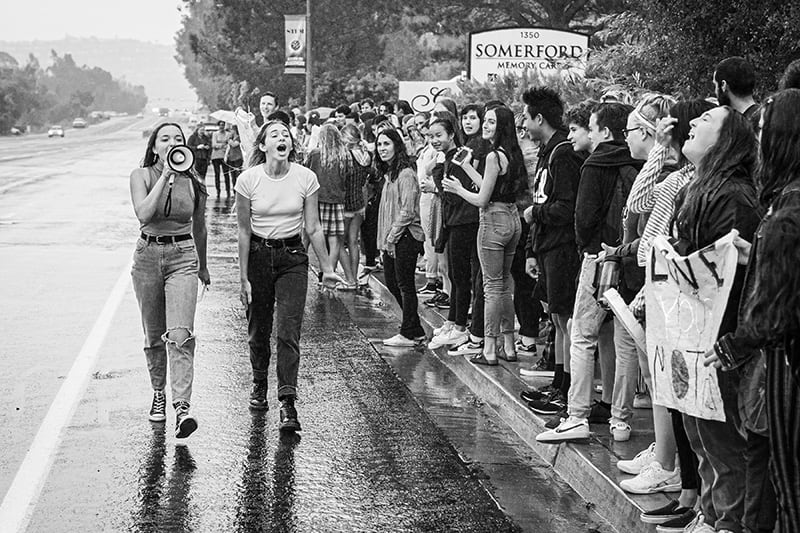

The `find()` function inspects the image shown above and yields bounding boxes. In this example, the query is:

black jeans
[446,224,479,328]
[743,430,777,532]
[362,196,380,267]
[246,239,308,399]
[683,369,746,532]
[211,158,228,194]
[670,408,700,490]
[470,259,484,338]
[383,231,425,339]
[194,159,209,182]
[511,218,540,338]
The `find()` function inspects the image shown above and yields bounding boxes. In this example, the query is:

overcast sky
[0,0,185,44]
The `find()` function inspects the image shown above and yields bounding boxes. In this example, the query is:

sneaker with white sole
[447,338,483,355]
[519,355,555,377]
[610,420,632,441]
[536,415,589,443]
[617,442,656,474]
[428,328,468,350]
[432,321,453,337]
[514,338,537,355]
[620,461,681,494]
[383,334,419,347]
[174,400,197,439]
[149,390,167,422]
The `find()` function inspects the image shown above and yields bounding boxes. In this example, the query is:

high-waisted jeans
[478,203,521,338]
[246,239,309,399]
[132,237,198,403]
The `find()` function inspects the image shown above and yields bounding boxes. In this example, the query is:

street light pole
[305,0,312,111]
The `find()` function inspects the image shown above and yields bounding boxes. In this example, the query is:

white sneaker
[619,461,681,494]
[432,322,453,337]
[610,420,631,442]
[383,334,418,347]
[429,328,468,349]
[685,514,714,533]
[617,442,656,474]
[536,416,589,443]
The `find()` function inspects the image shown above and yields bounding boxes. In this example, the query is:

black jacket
[674,171,761,339]
[432,147,479,227]
[575,141,642,254]
[187,131,211,161]
[527,130,586,256]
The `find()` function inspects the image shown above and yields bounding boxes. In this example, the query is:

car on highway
[48,125,65,138]
[72,117,88,128]
[10,126,23,135]
[136,112,144,119]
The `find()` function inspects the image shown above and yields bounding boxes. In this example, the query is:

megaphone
[166,145,195,173]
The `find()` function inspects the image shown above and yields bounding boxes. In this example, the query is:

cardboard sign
[645,231,739,422]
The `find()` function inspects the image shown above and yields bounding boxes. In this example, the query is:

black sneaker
[279,397,302,432]
[519,355,555,377]
[434,294,450,309]
[149,390,166,422]
[655,509,697,531]
[520,385,558,403]
[640,500,689,525]
[588,400,612,424]
[250,380,268,410]
[424,291,443,307]
[528,391,566,415]
[417,281,438,295]
[174,401,197,439]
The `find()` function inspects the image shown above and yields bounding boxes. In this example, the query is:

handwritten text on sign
[645,231,739,422]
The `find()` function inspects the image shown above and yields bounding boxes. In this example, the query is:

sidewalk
[362,265,671,533]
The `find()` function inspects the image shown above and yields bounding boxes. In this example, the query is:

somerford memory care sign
[469,27,589,82]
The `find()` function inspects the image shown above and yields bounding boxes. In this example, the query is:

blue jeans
[131,237,198,403]
[478,203,521,339]
[246,239,308,399]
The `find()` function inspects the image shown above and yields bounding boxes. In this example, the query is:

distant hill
[0,37,198,109]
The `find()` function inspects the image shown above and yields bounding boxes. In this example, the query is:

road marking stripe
[0,261,132,533]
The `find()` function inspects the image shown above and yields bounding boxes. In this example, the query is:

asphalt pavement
[0,120,610,533]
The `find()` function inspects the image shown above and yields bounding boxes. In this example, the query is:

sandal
[469,354,498,366]
[497,346,518,362]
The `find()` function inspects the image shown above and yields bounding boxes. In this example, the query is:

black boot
[249,380,268,410]
[278,396,301,432]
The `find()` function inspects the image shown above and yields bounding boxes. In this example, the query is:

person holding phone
[443,106,527,365]
[130,122,210,440]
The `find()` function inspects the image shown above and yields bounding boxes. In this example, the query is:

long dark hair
[757,89,800,208]
[743,206,800,339]
[487,106,526,198]
[675,107,757,241]
[374,128,411,182]
[142,122,207,195]
[669,99,716,168]
[249,119,297,168]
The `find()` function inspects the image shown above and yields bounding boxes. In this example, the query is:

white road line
[0,261,132,533]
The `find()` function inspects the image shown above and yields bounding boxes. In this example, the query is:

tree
[588,0,800,98]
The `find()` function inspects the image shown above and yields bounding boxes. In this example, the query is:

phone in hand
[452,147,471,165]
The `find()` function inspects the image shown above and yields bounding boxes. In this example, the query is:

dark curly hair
[565,99,597,130]
[374,128,412,182]
[521,86,565,130]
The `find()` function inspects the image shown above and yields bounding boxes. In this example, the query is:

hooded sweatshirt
[575,140,643,255]
[528,130,586,255]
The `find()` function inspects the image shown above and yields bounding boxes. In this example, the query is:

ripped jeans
[132,237,198,403]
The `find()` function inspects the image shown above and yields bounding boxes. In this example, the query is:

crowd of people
[132,55,800,532]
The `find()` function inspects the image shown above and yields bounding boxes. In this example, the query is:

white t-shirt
[234,162,320,239]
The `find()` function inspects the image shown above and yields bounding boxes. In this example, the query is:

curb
[366,272,669,533]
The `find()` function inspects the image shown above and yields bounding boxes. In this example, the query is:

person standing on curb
[235,119,341,432]
[130,122,210,440]
[376,128,427,347]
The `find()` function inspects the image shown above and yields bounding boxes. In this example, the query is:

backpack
[604,164,639,245]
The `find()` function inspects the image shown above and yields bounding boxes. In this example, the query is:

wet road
[0,123,606,532]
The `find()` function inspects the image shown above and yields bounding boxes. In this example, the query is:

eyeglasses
[622,126,643,138]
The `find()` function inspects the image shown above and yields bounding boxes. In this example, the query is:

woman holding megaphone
[130,122,210,441]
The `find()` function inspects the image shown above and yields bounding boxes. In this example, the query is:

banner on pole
[645,230,740,422]
[284,14,307,75]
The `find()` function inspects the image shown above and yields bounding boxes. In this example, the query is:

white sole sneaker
[383,334,418,347]
[617,442,656,474]
[536,417,590,443]
[610,421,632,442]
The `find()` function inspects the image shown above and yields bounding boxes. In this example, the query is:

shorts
[538,242,581,316]
[319,202,345,237]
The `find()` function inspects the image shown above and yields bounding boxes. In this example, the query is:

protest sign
[645,230,739,422]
